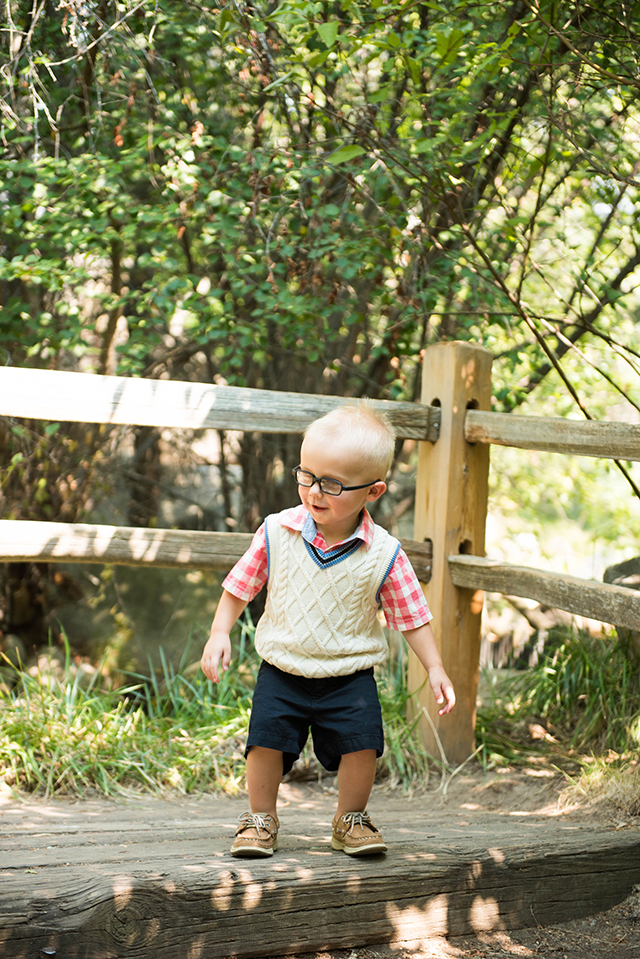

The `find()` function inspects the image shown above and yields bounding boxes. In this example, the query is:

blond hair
[304,401,397,479]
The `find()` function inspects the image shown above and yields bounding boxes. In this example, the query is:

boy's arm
[401,621,456,715]
[201,590,248,683]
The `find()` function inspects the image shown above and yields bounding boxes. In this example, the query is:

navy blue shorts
[245,661,385,774]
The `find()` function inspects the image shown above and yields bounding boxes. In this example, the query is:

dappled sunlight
[1,780,638,956]
[469,895,501,932]
[211,872,236,912]
[0,800,87,821]
[387,894,449,938]
[460,356,488,393]
[408,931,538,958]
[242,879,266,909]
[0,518,252,571]
[112,876,133,908]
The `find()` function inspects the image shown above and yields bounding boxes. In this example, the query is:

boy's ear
[366,481,387,503]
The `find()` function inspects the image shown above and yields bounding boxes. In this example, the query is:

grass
[560,754,640,817]
[0,622,258,798]
[476,625,640,810]
[0,620,431,798]
[2,621,638,806]
[377,643,432,788]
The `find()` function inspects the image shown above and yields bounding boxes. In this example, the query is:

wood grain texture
[0,367,439,440]
[0,520,433,582]
[1,826,639,958]
[449,554,640,630]
[410,341,493,765]
[465,409,640,461]
[2,774,639,959]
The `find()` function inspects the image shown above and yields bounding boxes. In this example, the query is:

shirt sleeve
[221,523,269,602]
[378,548,433,631]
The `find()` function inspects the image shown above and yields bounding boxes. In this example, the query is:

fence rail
[3,368,640,459]
[449,555,640,632]
[0,520,434,584]
[466,409,640,461]
[0,367,439,440]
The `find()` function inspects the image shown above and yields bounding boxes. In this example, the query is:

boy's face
[297,432,386,545]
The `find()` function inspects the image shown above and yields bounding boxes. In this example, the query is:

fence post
[408,341,493,767]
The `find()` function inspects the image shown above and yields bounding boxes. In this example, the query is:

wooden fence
[1,341,639,765]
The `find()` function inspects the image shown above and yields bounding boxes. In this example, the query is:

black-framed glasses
[292,466,380,497]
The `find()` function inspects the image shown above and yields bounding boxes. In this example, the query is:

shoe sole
[230,838,278,858]
[330,838,387,855]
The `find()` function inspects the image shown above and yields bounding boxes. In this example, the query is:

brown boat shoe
[331,810,387,856]
[230,812,279,857]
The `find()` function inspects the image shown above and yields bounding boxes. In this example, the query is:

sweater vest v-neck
[253,514,401,678]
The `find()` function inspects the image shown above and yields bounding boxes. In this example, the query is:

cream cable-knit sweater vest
[254,514,401,678]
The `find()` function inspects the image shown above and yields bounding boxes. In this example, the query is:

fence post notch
[408,341,493,768]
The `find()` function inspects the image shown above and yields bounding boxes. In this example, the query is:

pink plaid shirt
[222,505,432,632]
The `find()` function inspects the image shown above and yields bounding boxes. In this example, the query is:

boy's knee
[247,745,284,763]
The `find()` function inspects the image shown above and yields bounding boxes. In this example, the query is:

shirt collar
[278,504,374,550]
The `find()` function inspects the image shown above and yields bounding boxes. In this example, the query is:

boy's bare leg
[231,746,282,856]
[331,749,386,853]
[246,746,283,819]
[336,748,377,817]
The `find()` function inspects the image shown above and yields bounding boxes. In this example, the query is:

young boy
[200,403,455,857]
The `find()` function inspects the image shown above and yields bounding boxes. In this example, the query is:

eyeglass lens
[294,469,342,495]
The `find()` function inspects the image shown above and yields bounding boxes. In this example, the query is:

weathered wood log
[449,554,640,631]
[0,367,439,440]
[0,520,433,582]
[1,822,639,958]
[465,409,640,462]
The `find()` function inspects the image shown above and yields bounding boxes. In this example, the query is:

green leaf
[369,85,391,104]
[413,138,432,154]
[405,55,421,86]
[316,21,339,48]
[328,144,366,165]
[435,28,464,65]
[263,71,295,92]
[308,50,330,68]
[219,8,240,33]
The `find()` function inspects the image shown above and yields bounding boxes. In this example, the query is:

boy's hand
[402,623,456,715]
[428,665,456,716]
[201,630,231,683]
[201,590,248,683]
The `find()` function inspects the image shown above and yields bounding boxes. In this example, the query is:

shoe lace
[237,812,274,837]
[342,811,373,834]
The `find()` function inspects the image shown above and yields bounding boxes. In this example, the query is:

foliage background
[1,0,640,658]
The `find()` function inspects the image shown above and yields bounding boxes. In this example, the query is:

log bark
[1,812,639,959]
